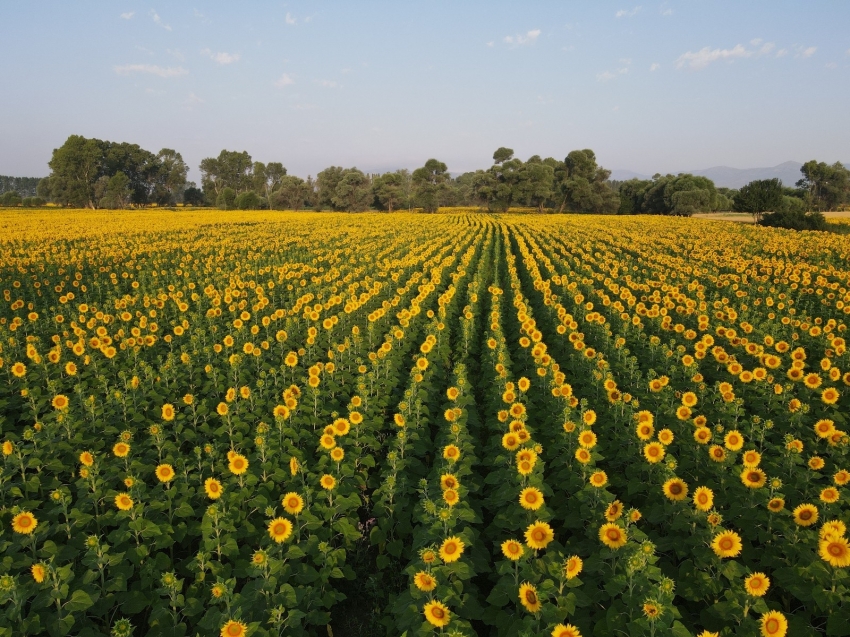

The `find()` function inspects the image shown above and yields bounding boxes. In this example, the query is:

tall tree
[733,178,784,222]
[557,149,619,214]
[797,160,850,211]
[412,159,450,213]
[199,150,253,199]
[154,149,189,205]
[332,170,372,212]
[47,135,105,208]
[373,171,406,212]
[253,161,287,201]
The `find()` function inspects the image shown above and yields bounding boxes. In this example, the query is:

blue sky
[1,1,848,182]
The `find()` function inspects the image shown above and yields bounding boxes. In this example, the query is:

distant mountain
[686,161,804,189]
[610,161,812,189]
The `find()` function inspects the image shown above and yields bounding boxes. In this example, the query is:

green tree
[47,135,105,208]
[200,150,253,199]
[270,175,311,211]
[557,149,619,214]
[492,147,515,164]
[332,170,372,212]
[316,166,347,210]
[412,159,449,213]
[98,172,132,209]
[153,149,189,205]
[797,160,850,211]
[216,187,237,210]
[733,178,784,222]
[517,156,555,213]
[373,171,407,212]
[253,161,287,201]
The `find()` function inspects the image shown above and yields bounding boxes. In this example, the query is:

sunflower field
[0,208,848,637]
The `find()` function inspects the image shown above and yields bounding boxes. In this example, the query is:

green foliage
[797,160,850,211]
[733,179,784,221]
[759,208,827,231]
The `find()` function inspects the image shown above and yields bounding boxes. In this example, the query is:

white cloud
[504,29,541,46]
[597,67,629,81]
[650,62,660,71]
[615,6,641,18]
[776,48,788,58]
[286,12,296,25]
[759,42,775,55]
[184,92,204,106]
[750,38,763,46]
[167,48,185,61]
[675,44,751,70]
[114,64,187,77]
[274,73,295,87]
[799,46,816,58]
[660,7,672,15]
[150,9,171,31]
[825,62,837,69]
[314,79,338,88]
[201,48,240,64]
[486,41,494,47]
[120,11,134,20]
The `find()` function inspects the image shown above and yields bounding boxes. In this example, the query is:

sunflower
[676,406,692,421]
[252,550,268,567]
[740,468,767,489]
[320,474,337,490]
[744,572,770,597]
[820,487,840,504]
[819,536,850,568]
[423,600,450,628]
[564,555,583,579]
[599,523,627,549]
[501,539,524,561]
[693,486,714,512]
[282,492,304,515]
[582,410,597,426]
[815,419,836,438]
[413,570,437,592]
[161,403,175,421]
[440,474,459,490]
[711,530,743,558]
[767,498,785,513]
[216,402,229,416]
[578,430,597,449]
[643,601,661,619]
[228,453,249,475]
[443,488,460,507]
[657,429,674,445]
[115,493,134,511]
[267,517,293,543]
[551,624,582,637]
[289,457,299,476]
[643,442,665,464]
[443,444,460,462]
[31,563,46,584]
[809,456,825,471]
[502,433,520,451]
[724,430,744,451]
[155,464,175,483]
[589,471,608,488]
[518,582,542,613]
[220,619,248,637]
[330,447,345,462]
[333,418,351,436]
[11,511,38,535]
[52,395,69,410]
[525,521,554,550]
[708,445,727,462]
[319,434,336,450]
[694,427,712,444]
[2,440,12,456]
[205,478,223,500]
[820,520,847,540]
[696,632,720,637]
[113,442,130,458]
[439,536,465,563]
[760,610,788,637]
[636,423,654,441]
[11,362,26,377]
[792,503,819,527]
[519,487,544,510]
[79,451,94,467]
[741,450,761,467]
[605,500,623,521]
[574,448,591,464]
[835,470,850,486]
[663,478,688,501]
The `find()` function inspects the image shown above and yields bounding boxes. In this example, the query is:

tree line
[5,135,849,217]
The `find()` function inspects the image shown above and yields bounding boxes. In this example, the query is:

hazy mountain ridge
[610,161,849,189]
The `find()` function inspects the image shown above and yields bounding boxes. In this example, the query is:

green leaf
[63,589,95,613]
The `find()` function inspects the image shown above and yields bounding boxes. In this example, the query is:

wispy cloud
[796,45,816,58]
[114,64,187,77]
[120,11,134,20]
[183,92,205,109]
[504,29,541,46]
[675,44,752,70]
[597,66,630,82]
[201,48,240,64]
[615,6,641,18]
[150,9,171,31]
[286,12,296,25]
[274,73,295,88]
[314,79,339,88]
[650,62,660,71]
